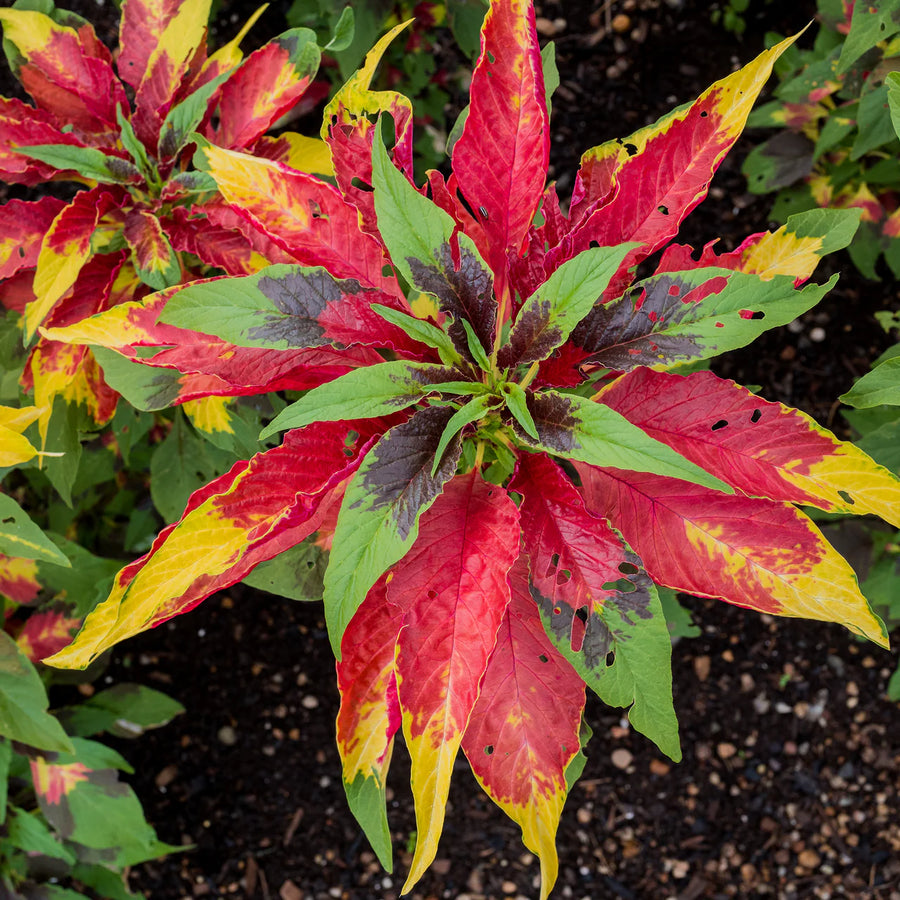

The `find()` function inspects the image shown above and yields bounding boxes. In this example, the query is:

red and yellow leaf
[451,0,548,303]
[44,423,371,669]
[123,208,182,290]
[599,368,900,527]
[575,465,888,647]
[163,206,270,275]
[197,144,402,294]
[16,608,82,663]
[461,556,585,900]
[0,554,41,604]
[559,34,798,297]
[0,9,125,136]
[26,187,120,339]
[210,32,319,149]
[321,21,415,235]
[388,471,521,890]
[30,758,89,804]
[0,196,66,279]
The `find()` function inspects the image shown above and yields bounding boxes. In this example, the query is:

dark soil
[4,0,900,897]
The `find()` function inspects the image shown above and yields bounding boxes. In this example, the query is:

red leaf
[0,554,41,605]
[598,367,900,526]
[461,555,585,899]
[16,608,82,663]
[0,196,65,278]
[388,470,521,890]
[451,0,548,304]
[575,464,888,646]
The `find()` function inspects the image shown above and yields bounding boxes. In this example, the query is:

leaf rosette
[42,1,900,896]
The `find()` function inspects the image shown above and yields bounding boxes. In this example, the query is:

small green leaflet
[325,5,355,51]
[461,317,491,371]
[528,390,732,493]
[0,493,70,565]
[259,361,459,438]
[887,72,900,141]
[372,303,462,366]
[0,632,74,754]
[116,105,154,184]
[840,356,900,408]
[430,394,501,476]
[15,144,140,184]
[501,382,538,440]
[159,70,232,160]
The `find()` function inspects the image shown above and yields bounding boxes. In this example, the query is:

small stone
[535,16,556,36]
[301,695,319,709]
[217,725,238,746]
[809,326,826,342]
[611,748,633,770]
[279,881,302,900]
[717,742,737,760]
[576,807,592,824]
[693,655,711,681]
[431,858,451,875]
[798,849,821,869]
[502,881,518,894]
[650,758,671,776]
[611,13,631,32]
[155,764,178,787]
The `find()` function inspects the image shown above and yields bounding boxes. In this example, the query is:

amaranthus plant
[0,0,338,441]
[43,2,900,895]
[743,0,900,278]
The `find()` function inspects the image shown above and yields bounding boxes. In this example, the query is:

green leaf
[887,71,900,142]
[526,390,732,493]
[840,357,900,408]
[0,738,10,825]
[116,106,154,184]
[14,144,140,183]
[371,303,461,366]
[851,83,896,161]
[502,244,635,367]
[856,414,900,472]
[657,586,700,640]
[0,631,74,753]
[447,0,488,59]
[371,133,455,289]
[325,5,355,51]
[460,317,491,371]
[36,536,121,619]
[323,407,462,658]
[57,684,184,739]
[430,393,500,476]
[541,40,559,118]
[243,539,327,601]
[259,361,458,438]
[41,396,85,508]
[150,412,237,523]
[70,864,141,900]
[501,382,538,440]
[838,3,900,74]
[0,493,70,565]
[6,805,76,863]
[343,771,393,873]
[94,346,186,412]
[159,69,232,160]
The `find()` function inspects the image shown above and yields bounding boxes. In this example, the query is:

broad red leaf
[0,196,65,278]
[451,0,548,304]
[0,555,40,604]
[47,422,375,669]
[0,9,125,136]
[389,470,521,890]
[209,32,319,149]
[16,608,82,663]
[461,555,585,900]
[598,367,900,526]
[575,464,888,646]
[0,96,89,185]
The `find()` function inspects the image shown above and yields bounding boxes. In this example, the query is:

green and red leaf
[389,470,521,890]
[123,208,183,290]
[461,555,585,900]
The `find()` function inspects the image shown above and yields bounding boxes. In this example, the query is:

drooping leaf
[14,144,141,184]
[241,538,326,602]
[576,465,888,647]
[524,389,731,492]
[388,471,521,890]
[336,576,403,871]
[513,453,679,759]
[0,631,74,753]
[323,406,462,658]
[123,209,182,290]
[600,367,900,527]
[261,361,460,437]
[56,683,184,739]
[461,555,585,900]
[46,422,371,670]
